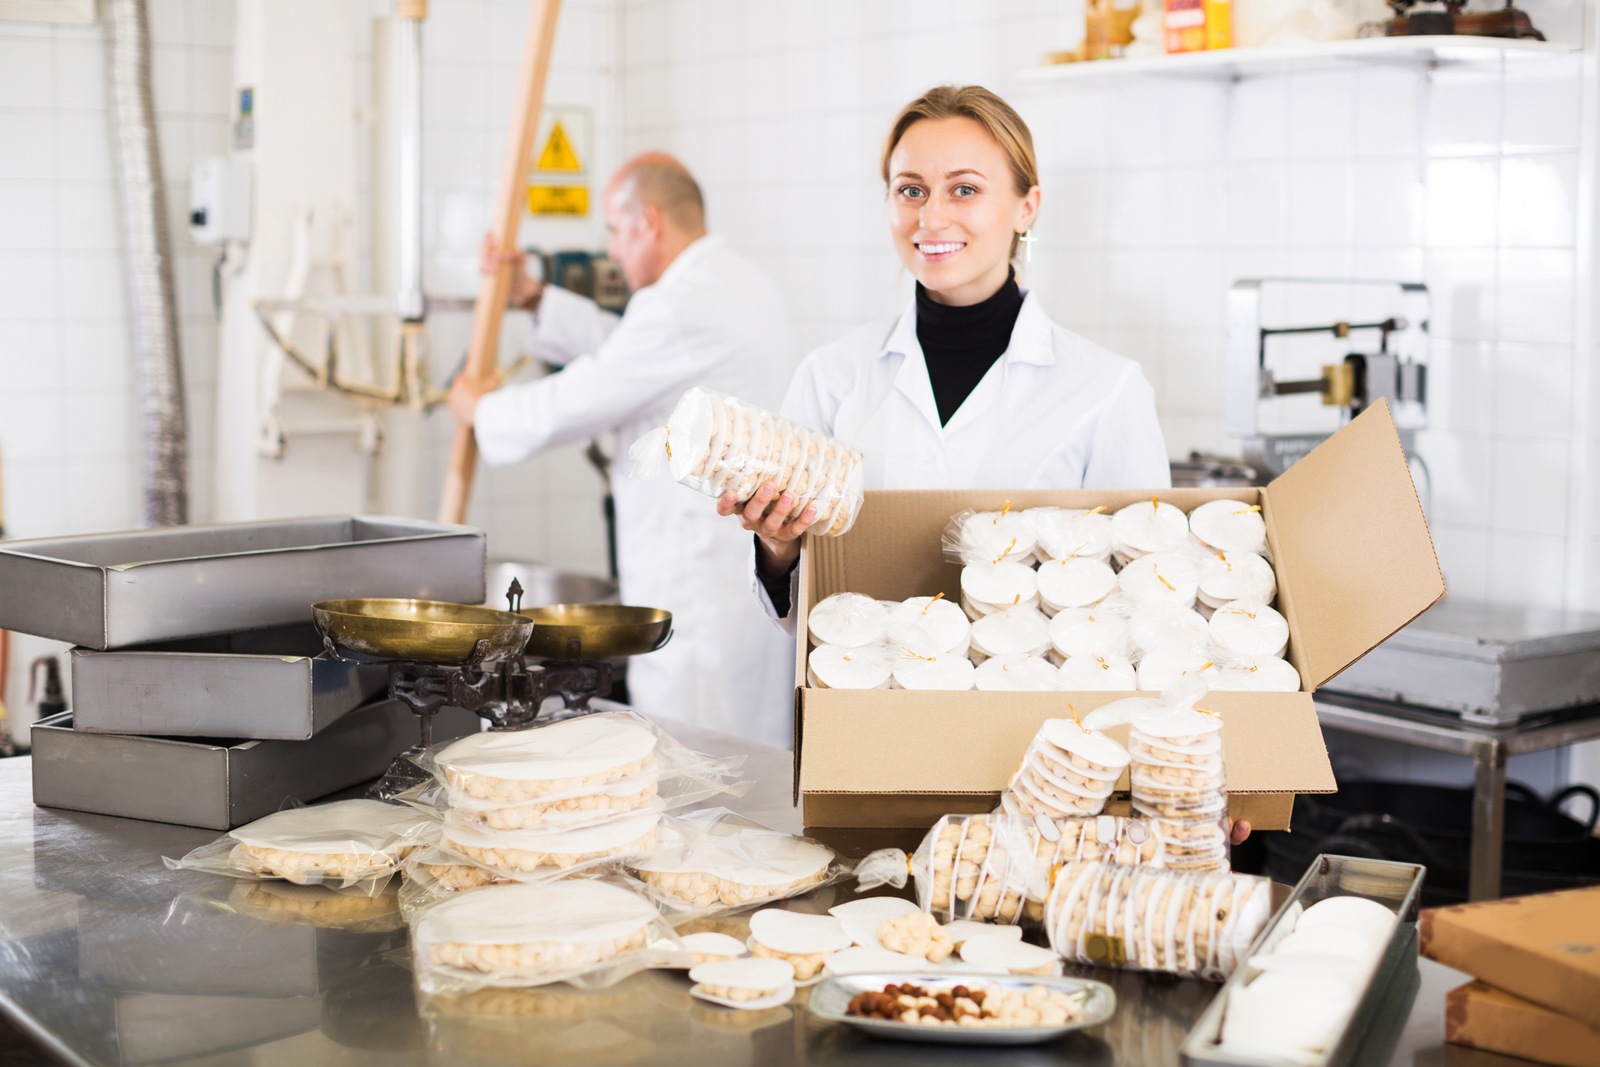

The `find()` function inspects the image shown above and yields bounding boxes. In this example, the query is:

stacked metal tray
[2,516,489,827]
[1179,854,1426,1067]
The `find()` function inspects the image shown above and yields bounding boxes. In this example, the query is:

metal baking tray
[1325,599,1600,724]
[0,516,486,650]
[30,699,478,830]
[1179,854,1426,1067]
[70,625,389,740]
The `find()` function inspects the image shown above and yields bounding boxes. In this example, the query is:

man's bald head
[608,152,706,235]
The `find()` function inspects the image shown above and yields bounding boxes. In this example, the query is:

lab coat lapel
[882,299,944,437]
[941,291,1056,438]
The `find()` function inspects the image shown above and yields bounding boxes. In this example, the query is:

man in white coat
[450,153,797,748]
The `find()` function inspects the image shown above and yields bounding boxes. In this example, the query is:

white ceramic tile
[1355,65,1424,158]
[0,320,58,392]
[1106,167,1165,249]
[1105,250,1164,330]
[1425,248,1497,343]
[422,0,488,64]
[1427,523,1489,601]
[1285,159,1351,247]
[1496,248,1573,346]
[1227,76,1290,163]
[1413,429,1492,527]
[189,48,235,118]
[59,320,131,390]
[1288,69,1356,161]
[0,251,58,319]
[1424,66,1502,158]
[1498,152,1578,249]
[1501,56,1582,153]
[0,36,51,107]
[0,388,66,461]
[1160,80,1226,166]
[1351,158,1424,247]
[63,455,139,533]
[55,112,114,182]
[150,44,191,118]
[52,37,107,113]
[1493,343,1572,442]
[1424,157,1497,247]
[0,183,55,251]
[1107,79,1164,169]
[56,181,119,251]
[146,0,190,48]
[0,113,54,181]
[1163,165,1224,248]
[1491,438,1569,536]
[1487,530,1567,609]
[0,457,68,539]
[189,0,237,50]
[57,251,124,322]
[1224,163,1285,247]
[1159,332,1224,418]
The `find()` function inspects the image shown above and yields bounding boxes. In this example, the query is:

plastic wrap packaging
[630,386,865,536]
[1027,505,1114,563]
[891,647,977,690]
[807,593,894,648]
[412,878,687,993]
[1208,651,1301,692]
[943,505,1038,566]
[999,715,1130,819]
[1045,860,1273,980]
[1111,497,1191,564]
[626,808,847,919]
[164,798,438,890]
[1187,499,1268,556]
[398,850,520,920]
[1048,603,1135,664]
[746,908,854,982]
[1136,648,1220,692]
[806,641,896,689]
[888,593,971,657]
[438,809,663,878]
[960,560,1040,619]
[1209,601,1289,659]
[968,605,1051,664]
[221,878,405,932]
[1196,549,1276,609]
[1057,653,1138,690]
[1126,601,1211,660]
[1086,678,1230,873]
[975,653,1060,692]
[1036,555,1118,616]
[1118,552,1200,610]
[423,710,746,812]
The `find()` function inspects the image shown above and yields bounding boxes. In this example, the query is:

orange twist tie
[1238,505,1262,514]
[1086,505,1107,516]
[999,500,1013,520]
[1012,593,1021,606]
[1195,707,1222,719]
[900,646,935,661]
[993,538,1018,564]
[1199,662,1214,671]
[923,591,946,614]
[1154,567,1176,592]
[1151,495,1159,510]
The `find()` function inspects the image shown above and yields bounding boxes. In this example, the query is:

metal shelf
[1020,35,1578,83]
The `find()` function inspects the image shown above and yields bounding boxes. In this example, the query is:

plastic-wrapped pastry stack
[1028,506,1114,564]
[1110,497,1190,566]
[806,592,976,690]
[1044,860,1274,980]
[969,605,1051,665]
[632,386,865,536]
[1001,714,1130,820]
[412,712,745,889]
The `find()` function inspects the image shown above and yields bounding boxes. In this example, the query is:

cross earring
[1018,228,1036,263]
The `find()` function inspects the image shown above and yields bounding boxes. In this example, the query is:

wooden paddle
[438,0,562,524]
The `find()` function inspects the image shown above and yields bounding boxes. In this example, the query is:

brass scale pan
[313,599,672,664]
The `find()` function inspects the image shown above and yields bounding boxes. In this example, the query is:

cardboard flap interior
[798,689,1335,796]
[1265,400,1446,690]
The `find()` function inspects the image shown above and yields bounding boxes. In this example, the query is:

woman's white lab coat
[755,289,1171,626]
[473,235,799,748]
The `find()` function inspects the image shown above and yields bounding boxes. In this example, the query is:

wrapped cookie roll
[630,386,865,536]
[1044,860,1272,980]
[1027,505,1114,564]
[806,641,896,689]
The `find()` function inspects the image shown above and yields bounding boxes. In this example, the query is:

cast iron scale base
[322,579,616,798]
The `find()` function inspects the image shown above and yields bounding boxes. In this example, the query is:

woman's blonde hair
[880,85,1039,258]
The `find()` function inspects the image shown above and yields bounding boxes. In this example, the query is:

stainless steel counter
[0,718,1533,1067]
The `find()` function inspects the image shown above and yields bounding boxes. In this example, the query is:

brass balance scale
[312,579,672,798]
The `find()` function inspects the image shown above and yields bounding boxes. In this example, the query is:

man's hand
[481,234,543,311]
[449,372,500,426]
[1229,819,1251,845]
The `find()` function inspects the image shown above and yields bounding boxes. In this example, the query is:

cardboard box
[1421,886,1600,1031]
[793,400,1445,830]
[1447,981,1600,1067]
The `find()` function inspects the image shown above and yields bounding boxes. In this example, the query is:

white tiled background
[2,0,1599,781]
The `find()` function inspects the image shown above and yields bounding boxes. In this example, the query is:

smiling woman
[717,85,1172,603]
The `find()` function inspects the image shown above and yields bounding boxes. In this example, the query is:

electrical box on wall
[189,156,252,244]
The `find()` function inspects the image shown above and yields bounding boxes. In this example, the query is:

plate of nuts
[808,972,1116,1045]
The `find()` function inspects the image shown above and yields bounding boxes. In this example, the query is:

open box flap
[1264,400,1446,691]
[797,689,1334,795]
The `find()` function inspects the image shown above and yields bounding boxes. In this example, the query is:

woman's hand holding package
[719,481,819,574]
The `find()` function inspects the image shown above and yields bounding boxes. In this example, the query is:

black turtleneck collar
[915,269,1025,427]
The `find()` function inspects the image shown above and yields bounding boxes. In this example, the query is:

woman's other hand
[718,482,818,575]
[1228,819,1251,845]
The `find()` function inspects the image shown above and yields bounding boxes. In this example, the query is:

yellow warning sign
[528,184,589,215]
[536,121,582,172]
